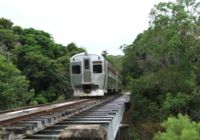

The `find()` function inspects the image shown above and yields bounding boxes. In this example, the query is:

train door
[83,58,91,82]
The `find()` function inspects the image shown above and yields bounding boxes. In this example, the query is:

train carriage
[70,52,121,97]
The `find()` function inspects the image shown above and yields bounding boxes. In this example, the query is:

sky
[0,0,174,55]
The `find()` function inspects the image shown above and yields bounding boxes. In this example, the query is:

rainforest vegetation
[0,18,84,109]
[121,0,200,139]
[0,0,200,139]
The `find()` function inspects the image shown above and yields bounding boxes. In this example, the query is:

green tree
[106,55,123,72]
[66,43,85,57]
[0,18,16,53]
[0,18,13,29]
[154,114,200,140]
[0,54,34,109]
[0,18,85,105]
[122,0,200,139]
[101,50,108,58]
[11,27,85,103]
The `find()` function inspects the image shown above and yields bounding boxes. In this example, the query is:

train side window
[72,65,81,74]
[84,59,90,69]
[93,65,102,73]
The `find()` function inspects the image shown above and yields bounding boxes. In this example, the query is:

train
[70,52,122,97]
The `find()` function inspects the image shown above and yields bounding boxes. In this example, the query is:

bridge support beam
[115,124,129,140]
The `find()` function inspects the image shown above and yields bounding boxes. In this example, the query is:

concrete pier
[59,125,106,140]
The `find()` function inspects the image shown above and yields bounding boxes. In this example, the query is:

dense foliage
[0,17,85,109]
[107,54,123,72]
[122,0,200,139]
[101,50,123,72]
[0,54,33,109]
[154,114,200,140]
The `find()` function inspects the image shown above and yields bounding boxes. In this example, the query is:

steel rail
[0,98,78,115]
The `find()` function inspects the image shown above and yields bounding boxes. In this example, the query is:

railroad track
[0,95,128,140]
[0,99,77,115]
[0,99,92,126]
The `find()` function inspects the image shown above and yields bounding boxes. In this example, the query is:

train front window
[72,65,81,74]
[84,59,90,69]
[93,65,102,73]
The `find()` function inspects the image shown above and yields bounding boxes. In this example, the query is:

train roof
[70,52,105,60]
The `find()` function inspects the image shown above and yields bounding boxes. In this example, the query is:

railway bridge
[0,94,130,140]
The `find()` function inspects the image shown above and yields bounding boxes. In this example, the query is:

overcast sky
[0,0,174,55]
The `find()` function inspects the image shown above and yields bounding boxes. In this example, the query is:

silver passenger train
[70,52,121,97]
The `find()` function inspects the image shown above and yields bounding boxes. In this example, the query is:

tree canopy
[154,114,200,140]
[122,0,200,139]
[0,17,85,108]
[0,54,33,109]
